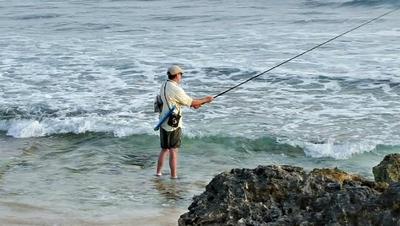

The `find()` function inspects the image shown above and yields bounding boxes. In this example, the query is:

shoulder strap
[162,81,172,110]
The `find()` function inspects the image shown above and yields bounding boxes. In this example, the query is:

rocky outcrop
[373,153,400,183]
[179,155,400,226]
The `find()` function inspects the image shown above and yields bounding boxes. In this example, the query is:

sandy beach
[0,201,184,226]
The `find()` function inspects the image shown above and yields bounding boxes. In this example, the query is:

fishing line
[214,7,400,98]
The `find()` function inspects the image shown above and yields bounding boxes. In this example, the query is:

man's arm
[191,96,213,109]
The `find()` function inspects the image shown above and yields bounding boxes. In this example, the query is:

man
[156,65,213,179]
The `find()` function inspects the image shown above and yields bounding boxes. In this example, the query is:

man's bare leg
[156,148,169,176]
[169,148,179,178]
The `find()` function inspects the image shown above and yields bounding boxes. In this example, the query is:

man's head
[167,65,184,81]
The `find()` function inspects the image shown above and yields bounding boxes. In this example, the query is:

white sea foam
[0,117,153,138]
[301,139,377,159]
[4,120,45,138]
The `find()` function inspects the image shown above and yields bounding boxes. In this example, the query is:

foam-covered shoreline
[0,124,387,160]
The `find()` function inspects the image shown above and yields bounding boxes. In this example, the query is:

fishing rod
[214,7,400,98]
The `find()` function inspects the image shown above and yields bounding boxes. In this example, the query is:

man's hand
[191,96,214,109]
[205,96,214,103]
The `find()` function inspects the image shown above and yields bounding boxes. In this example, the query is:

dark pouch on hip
[167,113,181,127]
[154,95,163,113]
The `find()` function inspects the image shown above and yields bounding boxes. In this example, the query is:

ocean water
[1,0,400,224]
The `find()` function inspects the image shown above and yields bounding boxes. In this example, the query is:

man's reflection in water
[153,178,185,201]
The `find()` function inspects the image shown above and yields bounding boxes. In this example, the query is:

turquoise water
[1,131,399,223]
[1,0,400,224]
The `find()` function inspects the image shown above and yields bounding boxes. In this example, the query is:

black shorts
[160,127,182,149]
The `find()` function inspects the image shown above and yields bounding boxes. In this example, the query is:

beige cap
[167,65,184,75]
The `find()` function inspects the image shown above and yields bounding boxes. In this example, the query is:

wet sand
[0,201,185,226]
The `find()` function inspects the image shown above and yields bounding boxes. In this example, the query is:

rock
[179,162,400,226]
[373,153,400,183]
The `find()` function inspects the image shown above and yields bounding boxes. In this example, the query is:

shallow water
[0,132,397,223]
[1,0,400,224]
